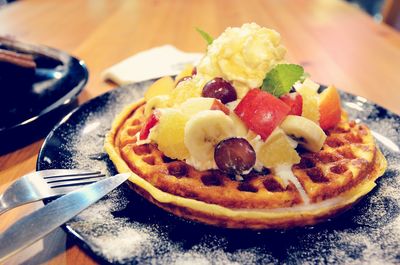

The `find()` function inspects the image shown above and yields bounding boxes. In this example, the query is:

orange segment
[319,85,341,130]
[144,76,175,101]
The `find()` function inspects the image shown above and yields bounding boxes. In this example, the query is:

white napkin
[102,45,203,85]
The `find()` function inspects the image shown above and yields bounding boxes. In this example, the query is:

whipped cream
[197,23,286,98]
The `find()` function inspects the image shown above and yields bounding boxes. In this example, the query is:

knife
[0,172,130,261]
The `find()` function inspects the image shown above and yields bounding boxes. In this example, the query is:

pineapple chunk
[151,109,189,160]
[297,79,320,124]
[179,97,215,116]
[258,128,300,168]
[169,77,203,106]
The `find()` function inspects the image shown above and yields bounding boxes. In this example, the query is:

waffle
[104,98,387,229]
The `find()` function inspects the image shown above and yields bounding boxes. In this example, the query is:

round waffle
[104,99,387,229]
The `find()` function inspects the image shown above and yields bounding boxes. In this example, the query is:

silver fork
[0,169,106,215]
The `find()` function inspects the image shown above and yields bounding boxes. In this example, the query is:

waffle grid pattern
[114,104,377,209]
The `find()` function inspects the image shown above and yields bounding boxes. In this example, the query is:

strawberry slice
[280,92,303,116]
[139,112,159,140]
[234,89,290,140]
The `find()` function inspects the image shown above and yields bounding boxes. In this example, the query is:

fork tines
[44,171,106,188]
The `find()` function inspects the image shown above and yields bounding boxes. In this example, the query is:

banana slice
[184,110,234,170]
[280,115,327,152]
[144,95,170,118]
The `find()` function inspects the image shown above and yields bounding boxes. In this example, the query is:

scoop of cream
[197,23,287,98]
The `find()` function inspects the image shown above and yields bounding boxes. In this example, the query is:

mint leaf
[261,64,304,97]
[196,27,214,45]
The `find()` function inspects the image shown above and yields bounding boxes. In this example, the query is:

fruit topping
[280,115,327,152]
[139,112,159,140]
[139,23,345,175]
[202,77,237,104]
[175,76,193,86]
[169,77,203,105]
[179,97,215,116]
[319,85,341,131]
[179,97,229,116]
[258,128,300,168]
[144,95,170,118]
[214,137,256,175]
[144,76,174,101]
[280,92,303,116]
[297,79,320,124]
[234,89,290,140]
[184,110,234,171]
[174,64,195,85]
[151,109,189,160]
[230,111,248,137]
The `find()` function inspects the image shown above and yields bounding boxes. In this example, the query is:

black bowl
[0,37,88,155]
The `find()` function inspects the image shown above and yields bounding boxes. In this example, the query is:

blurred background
[346,0,400,29]
[7,0,399,31]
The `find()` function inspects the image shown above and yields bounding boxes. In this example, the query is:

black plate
[0,37,88,154]
[37,82,400,264]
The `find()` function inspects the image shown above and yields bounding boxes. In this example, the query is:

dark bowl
[0,37,88,155]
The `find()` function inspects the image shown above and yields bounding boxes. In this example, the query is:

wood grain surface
[0,0,399,264]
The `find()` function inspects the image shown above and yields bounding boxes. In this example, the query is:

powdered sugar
[37,85,400,264]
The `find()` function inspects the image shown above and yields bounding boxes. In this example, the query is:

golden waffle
[104,99,387,229]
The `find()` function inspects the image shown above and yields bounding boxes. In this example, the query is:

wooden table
[0,0,399,264]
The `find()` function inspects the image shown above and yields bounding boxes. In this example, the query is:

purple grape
[202,77,237,104]
[214,137,256,175]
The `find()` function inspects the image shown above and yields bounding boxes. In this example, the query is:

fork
[0,169,106,215]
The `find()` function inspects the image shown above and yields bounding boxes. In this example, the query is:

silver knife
[0,172,130,261]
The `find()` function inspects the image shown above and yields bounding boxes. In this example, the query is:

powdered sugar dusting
[37,85,400,264]
[90,228,152,261]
